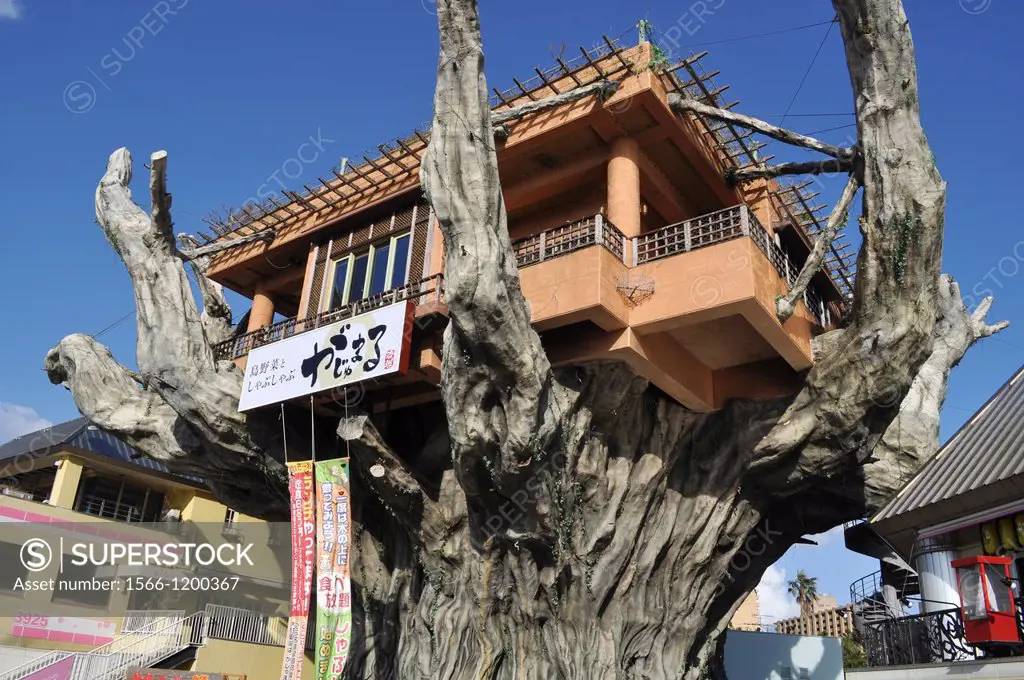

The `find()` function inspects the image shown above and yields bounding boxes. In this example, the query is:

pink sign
[13,613,115,647]
[22,655,74,680]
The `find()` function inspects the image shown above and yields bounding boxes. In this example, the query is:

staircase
[845,520,920,628]
[0,612,206,680]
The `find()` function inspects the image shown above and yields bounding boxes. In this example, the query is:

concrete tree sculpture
[44,0,1007,677]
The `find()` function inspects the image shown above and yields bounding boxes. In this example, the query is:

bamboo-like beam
[491,79,619,125]
[180,229,276,262]
[668,93,856,161]
[776,175,861,323]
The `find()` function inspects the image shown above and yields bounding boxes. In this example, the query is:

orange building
[198,38,851,415]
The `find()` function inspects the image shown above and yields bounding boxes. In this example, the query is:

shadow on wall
[725,630,842,680]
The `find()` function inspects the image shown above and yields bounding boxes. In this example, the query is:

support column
[236,285,276,371]
[48,458,84,509]
[916,535,962,612]
[248,285,276,332]
[607,136,641,238]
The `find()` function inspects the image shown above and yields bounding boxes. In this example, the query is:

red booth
[952,555,1019,646]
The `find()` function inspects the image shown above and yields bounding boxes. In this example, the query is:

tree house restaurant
[197,38,853,416]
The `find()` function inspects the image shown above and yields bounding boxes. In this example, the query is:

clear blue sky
[0,0,1021,621]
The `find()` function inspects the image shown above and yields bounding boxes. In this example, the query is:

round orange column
[607,136,641,237]
[247,286,276,332]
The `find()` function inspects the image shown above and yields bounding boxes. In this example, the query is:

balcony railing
[860,607,987,666]
[218,205,838,361]
[213,273,445,361]
[860,600,1024,668]
[511,214,626,266]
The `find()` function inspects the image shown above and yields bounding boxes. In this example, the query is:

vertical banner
[280,462,315,680]
[315,459,353,679]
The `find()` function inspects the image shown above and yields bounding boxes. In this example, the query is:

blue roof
[0,418,204,486]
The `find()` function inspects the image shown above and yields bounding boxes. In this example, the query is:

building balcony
[858,605,1024,668]
[215,204,839,411]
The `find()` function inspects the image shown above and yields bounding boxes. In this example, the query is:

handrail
[213,273,445,361]
[220,205,840,361]
[0,611,206,680]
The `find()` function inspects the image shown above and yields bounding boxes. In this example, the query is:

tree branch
[338,415,442,541]
[177,235,235,348]
[726,158,853,185]
[421,0,567,503]
[776,174,860,323]
[748,0,950,494]
[149,150,173,241]
[491,79,619,125]
[180,229,276,262]
[667,93,856,161]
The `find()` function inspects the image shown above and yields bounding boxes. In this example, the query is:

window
[0,542,28,595]
[75,474,164,523]
[328,232,411,310]
[54,562,111,608]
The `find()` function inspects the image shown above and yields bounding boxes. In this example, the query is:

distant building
[731,591,761,631]
[775,596,854,638]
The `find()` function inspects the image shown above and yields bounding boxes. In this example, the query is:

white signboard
[239,301,413,411]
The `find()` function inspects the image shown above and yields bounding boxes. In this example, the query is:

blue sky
[0,0,1021,624]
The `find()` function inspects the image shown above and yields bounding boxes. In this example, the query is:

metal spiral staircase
[845,520,921,628]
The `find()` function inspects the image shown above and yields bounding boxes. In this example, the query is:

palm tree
[788,570,819,617]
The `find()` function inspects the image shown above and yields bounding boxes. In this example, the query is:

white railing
[121,610,186,633]
[0,611,206,680]
[204,604,289,647]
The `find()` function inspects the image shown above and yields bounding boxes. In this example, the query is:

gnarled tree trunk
[44,0,1006,677]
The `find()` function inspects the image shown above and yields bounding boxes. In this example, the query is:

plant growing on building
[43,0,1009,677]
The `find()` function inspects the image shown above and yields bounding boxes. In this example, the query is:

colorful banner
[315,459,353,679]
[239,300,413,411]
[279,462,315,680]
[127,671,238,680]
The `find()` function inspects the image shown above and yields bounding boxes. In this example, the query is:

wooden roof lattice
[657,53,856,300]
[198,36,855,302]
[197,37,636,248]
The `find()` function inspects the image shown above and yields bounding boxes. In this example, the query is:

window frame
[325,231,412,312]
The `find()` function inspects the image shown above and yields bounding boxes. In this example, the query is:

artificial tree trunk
[43,0,1007,678]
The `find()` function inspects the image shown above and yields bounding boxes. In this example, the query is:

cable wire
[778,19,837,127]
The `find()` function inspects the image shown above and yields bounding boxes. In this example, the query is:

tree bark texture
[43,0,1008,678]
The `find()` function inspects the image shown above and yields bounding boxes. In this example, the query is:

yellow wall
[48,458,84,509]
[193,638,315,680]
[0,460,290,655]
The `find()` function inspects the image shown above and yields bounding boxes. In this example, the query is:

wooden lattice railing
[511,215,626,267]
[219,207,837,360]
[212,274,445,361]
[636,205,831,326]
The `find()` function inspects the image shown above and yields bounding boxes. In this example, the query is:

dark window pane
[391,234,410,288]
[368,243,390,296]
[350,254,369,302]
[330,258,349,309]
[55,562,111,608]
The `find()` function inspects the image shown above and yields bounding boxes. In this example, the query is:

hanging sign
[315,459,353,680]
[279,462,315,680]
[239,300,414,411]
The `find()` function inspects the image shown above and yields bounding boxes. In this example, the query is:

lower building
[0,419,311,680]
[775,598,855,638]
[731,591,761,631]
[846,364,1024,671]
